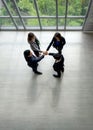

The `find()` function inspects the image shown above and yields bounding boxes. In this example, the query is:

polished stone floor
[0,31,93,130]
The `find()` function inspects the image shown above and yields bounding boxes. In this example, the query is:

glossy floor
[0,31,93,130]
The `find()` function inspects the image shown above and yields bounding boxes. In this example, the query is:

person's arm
[49,53,61,59]
[48,53,55,56]
[46,37,54,51]
[61,37,66,46]
[32,55,44,62]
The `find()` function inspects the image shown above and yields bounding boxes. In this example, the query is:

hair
[54,32,62,40]
[23,50,30,61]
[27,32,35,43]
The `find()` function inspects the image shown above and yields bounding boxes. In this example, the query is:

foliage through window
[0,0,90,30]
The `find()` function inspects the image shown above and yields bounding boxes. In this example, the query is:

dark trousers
[53,64,61,76]
[53,62,64,77]
[58,50,62,54]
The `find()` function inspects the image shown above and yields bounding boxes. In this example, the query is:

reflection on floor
[0,31,93,130]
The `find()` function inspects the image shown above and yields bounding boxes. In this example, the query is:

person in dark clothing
[46,32,66,54]
[44,51,64,78]
[23,50,44,74]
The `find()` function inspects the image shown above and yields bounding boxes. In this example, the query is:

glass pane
[66,18,84,29]
[41,19,56,26]
[5,1,18,16]
[67,0,90,16]
[37,0,56,16]
[16,0,37,16]
[23,18,39,26]
[58,19,65,29]
[58,0,66,16]
[67,18,84,26]
[0,18,16,28]
[41,18,56,29]
[13,18,23,29]
[3,1,37,16]
[0,1,9,16]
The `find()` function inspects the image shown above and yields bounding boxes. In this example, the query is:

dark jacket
[26,55,44,70]
[49,53,64,71]
[46,36,66,52]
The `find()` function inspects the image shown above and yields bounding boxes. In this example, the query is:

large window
[0,0,90,31]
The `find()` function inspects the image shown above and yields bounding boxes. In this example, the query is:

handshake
[42,51,49,55]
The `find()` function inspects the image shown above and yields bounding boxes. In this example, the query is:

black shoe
[53,74,61,78]
[34,71,42,75]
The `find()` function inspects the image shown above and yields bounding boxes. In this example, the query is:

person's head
[24,50,32,61]
[27,32,35,42]
[54,32,62,41]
